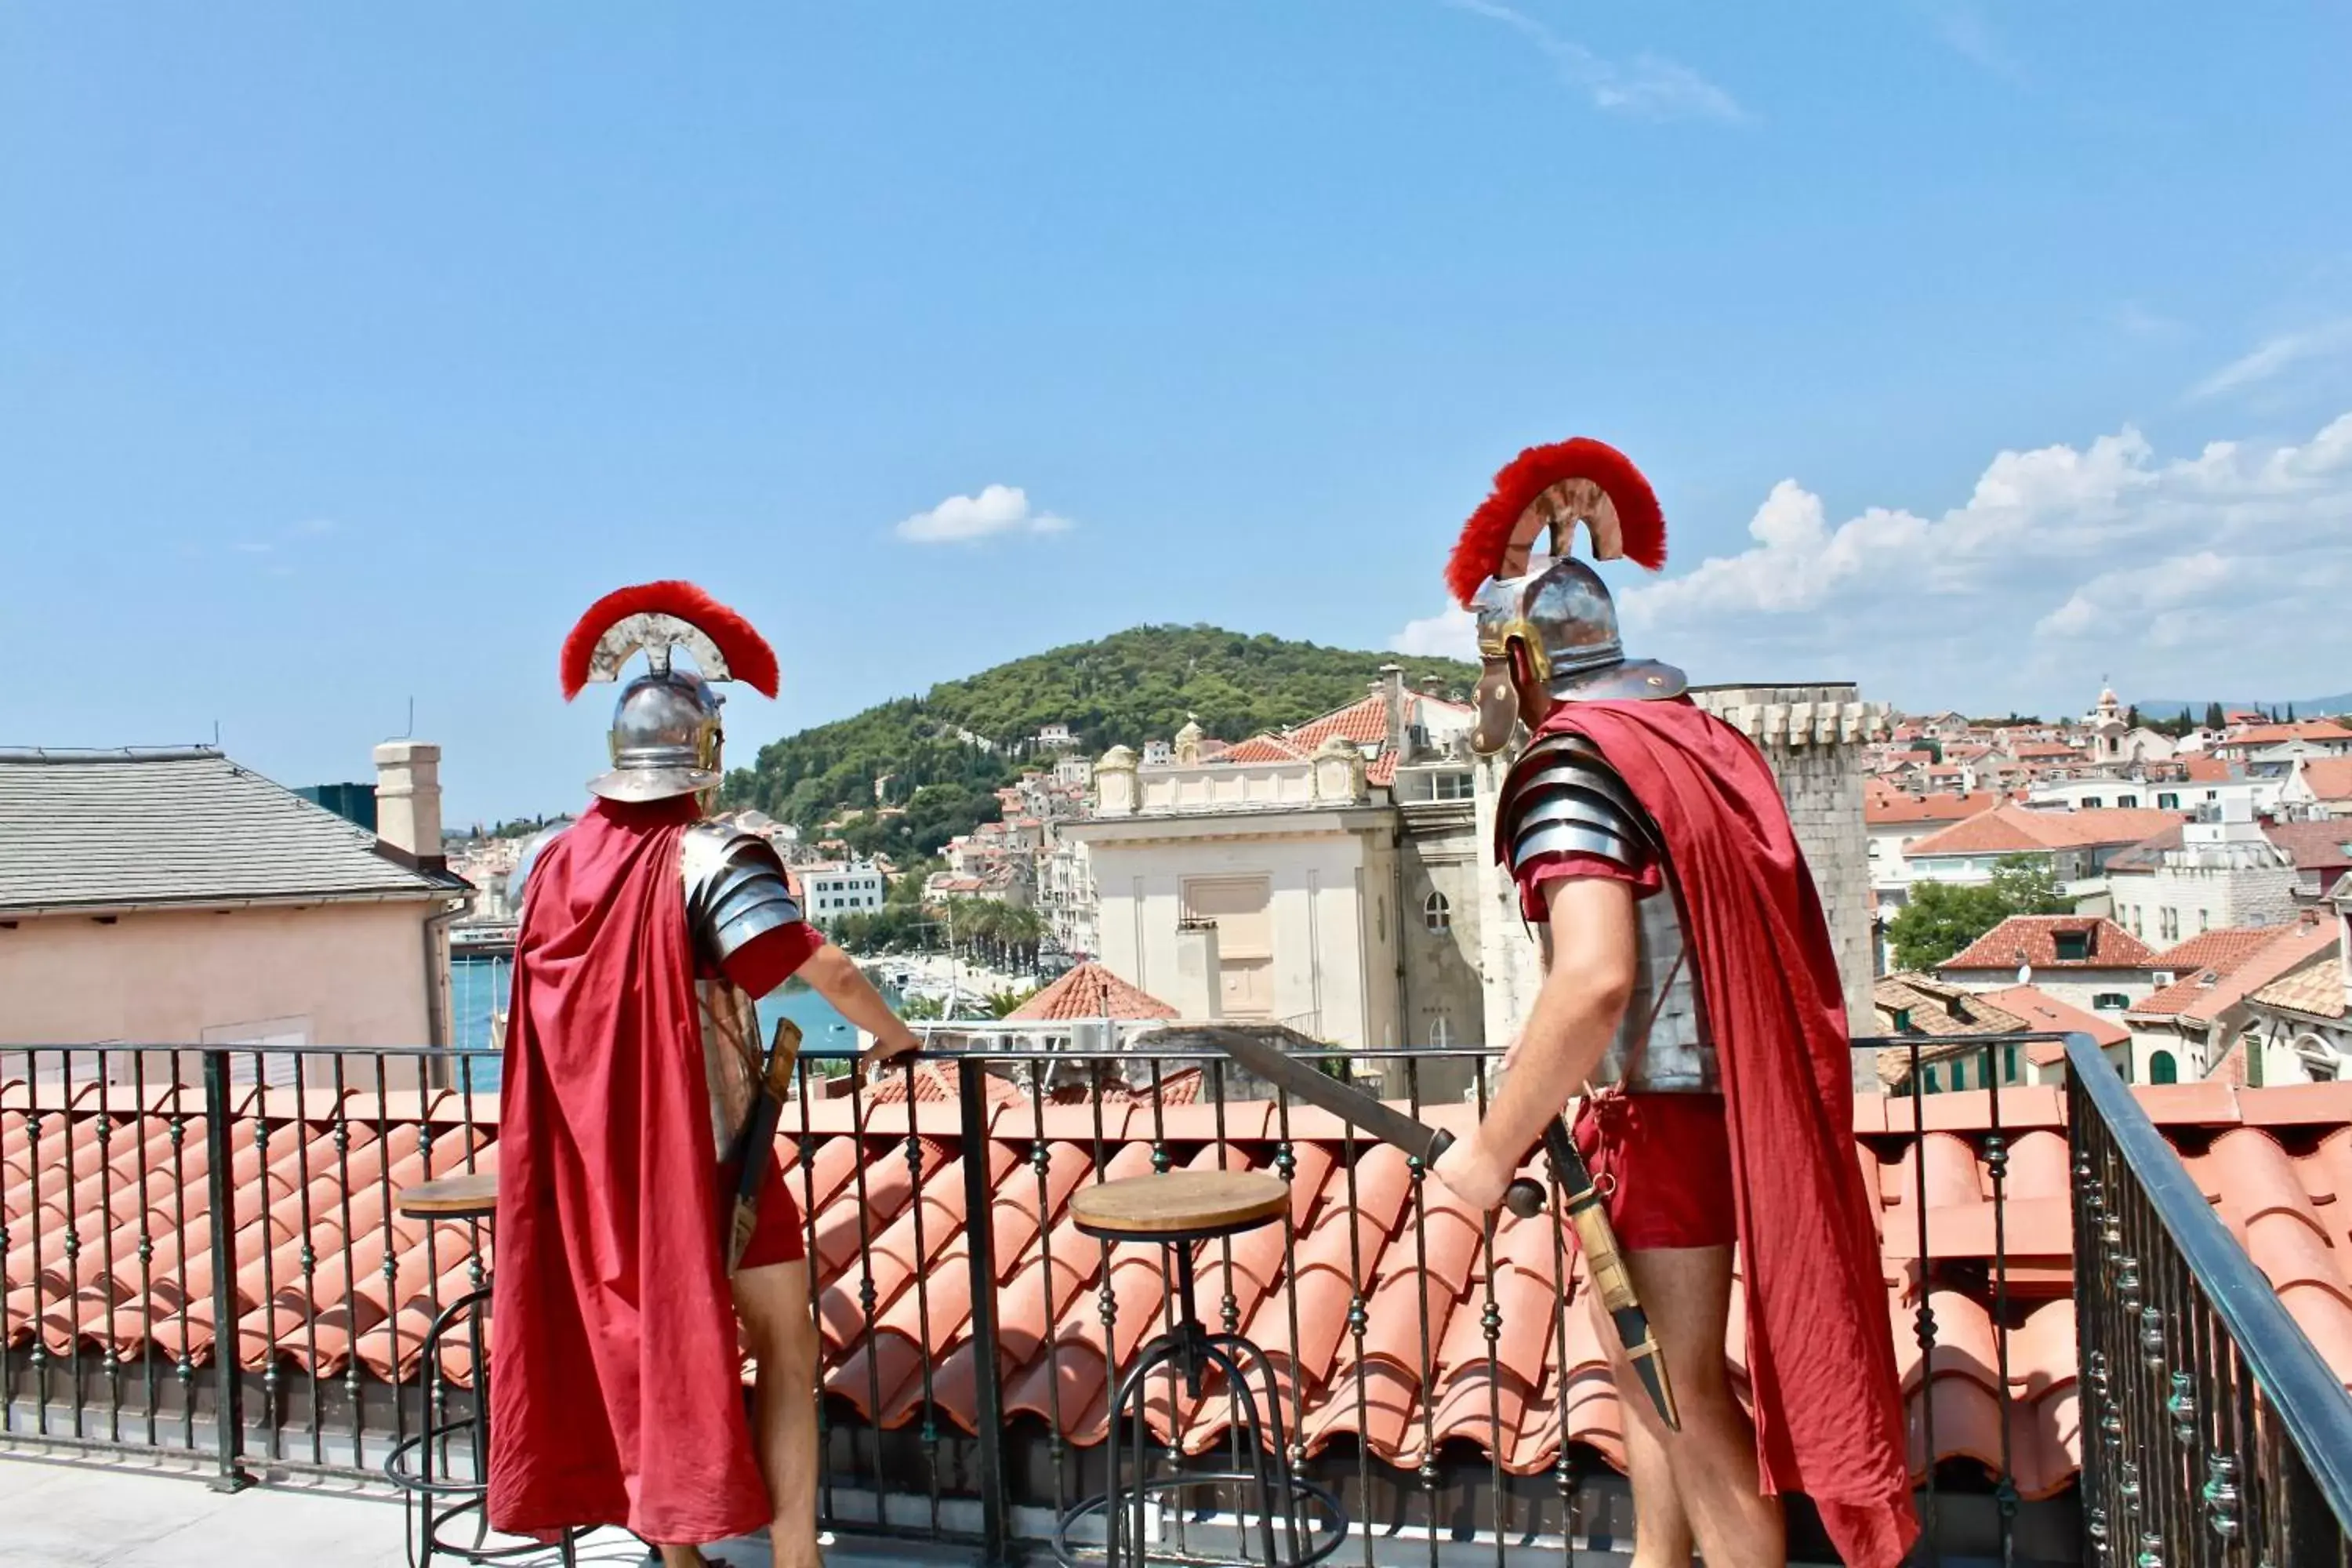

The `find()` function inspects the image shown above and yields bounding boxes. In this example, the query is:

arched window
[1424,891,1451,934]
[2149,1050,2179,1085]
[1430,1014,1453,1049]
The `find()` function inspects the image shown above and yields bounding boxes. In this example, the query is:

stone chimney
[1173,919,1224,1018]
[373,741,447,872]
[1378,663,1407,758]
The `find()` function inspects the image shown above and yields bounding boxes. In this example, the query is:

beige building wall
[1078,814,1401,1052]
[0,898,447,1064]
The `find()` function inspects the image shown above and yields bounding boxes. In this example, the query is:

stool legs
[1087,1245,1328,1568]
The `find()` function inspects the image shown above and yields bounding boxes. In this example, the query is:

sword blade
[1176,1027,1452,1164]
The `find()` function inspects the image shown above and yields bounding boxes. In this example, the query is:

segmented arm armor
[1497,731,1660,884]
[680,824,805,965]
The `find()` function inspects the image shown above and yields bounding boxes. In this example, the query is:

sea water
[449,953,886,1090]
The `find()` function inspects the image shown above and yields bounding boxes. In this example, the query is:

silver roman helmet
[1443,438,1686,753]
[558,581,779,808]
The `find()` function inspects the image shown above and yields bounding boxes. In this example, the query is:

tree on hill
[722,624,1476,850]
[1887,855,2072,970]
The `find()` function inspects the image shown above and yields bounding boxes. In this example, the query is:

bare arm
[1466,875,1639,1176]
[796,942,921,1062]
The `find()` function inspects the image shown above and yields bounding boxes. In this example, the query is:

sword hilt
[1502,1178,1548,1219]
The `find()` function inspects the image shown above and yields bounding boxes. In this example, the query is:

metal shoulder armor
[680,823,805,966]
[507,820,573,916]
[1495,731,1659,880]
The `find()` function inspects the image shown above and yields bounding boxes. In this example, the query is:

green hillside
[723,624,1475,859]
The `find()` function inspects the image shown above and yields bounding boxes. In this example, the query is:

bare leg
[1595,1284,1695,1566]
[733,1258,825,1568]
[1601,1246,1783,1568]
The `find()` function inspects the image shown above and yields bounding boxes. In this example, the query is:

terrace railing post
[959,1055,1013,1568]
[202,1047,255,1492]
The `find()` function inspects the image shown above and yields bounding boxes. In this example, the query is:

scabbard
[722,1018,803,1275]
[1541,1117,1681,1432]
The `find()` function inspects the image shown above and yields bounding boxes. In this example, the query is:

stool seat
[397,1171,499,1221]
[1071,1171,1288,1243]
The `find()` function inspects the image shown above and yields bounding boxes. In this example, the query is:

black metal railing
[2067,1031,2352,1566]
[7,1033,2352,1567]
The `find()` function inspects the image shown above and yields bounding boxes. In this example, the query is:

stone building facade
[1475,684,1889,1091]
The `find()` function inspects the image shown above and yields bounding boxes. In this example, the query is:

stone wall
[1474,684,1890,1092]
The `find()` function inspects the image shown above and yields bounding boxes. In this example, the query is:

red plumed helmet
[559,580,779,699]
[1444,437,1667,608]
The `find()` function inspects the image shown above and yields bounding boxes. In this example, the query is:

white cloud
[1391,412,2352,711]
[1443,0,1744,124]
[2190,320,2352,400]
[1390,604,1479,660]
[894,485,1074,545]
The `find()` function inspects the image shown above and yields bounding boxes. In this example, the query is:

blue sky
[7,4,2350,822]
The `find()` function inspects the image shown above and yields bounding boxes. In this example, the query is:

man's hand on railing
[858,1020,923,1075]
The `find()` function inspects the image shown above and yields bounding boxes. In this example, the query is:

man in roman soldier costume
[489,582,920,1568]
[1428,445,1914,1568]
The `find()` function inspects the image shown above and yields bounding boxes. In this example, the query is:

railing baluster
[1981,1040,2016,1567]
[201,1047,252,1490]
[25,1059,50,1439]
[1908,1035,1939,1563]
[1405,1054,1446,1568]
[252,1052,281,1463]
[958,1056,1012,1568]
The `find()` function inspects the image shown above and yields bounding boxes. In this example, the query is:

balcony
[5,1036,2350,1566]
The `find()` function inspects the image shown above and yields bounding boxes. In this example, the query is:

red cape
[488,798,770,1545]
[1541,700,1915,1568]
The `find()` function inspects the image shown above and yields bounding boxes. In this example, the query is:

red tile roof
[2183,756,2235,782]
[1942,916,2158,971]
[2131,918,2344,1024]
[1864,789,2002,826]
[1907,804,2186,859]
[1214,735,1305,765]
[2297,758,2352,804]
[11,1076,2352,1502]
[2224,722,2352,748]
[1967,985,2131,1066]
[1004,963,1178,1022]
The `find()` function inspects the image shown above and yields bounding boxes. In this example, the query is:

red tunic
[1533,699,1916,1568]
[488,797,818,1545]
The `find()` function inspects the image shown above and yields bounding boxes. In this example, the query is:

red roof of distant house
[1367,753,1399,787]
[2264,818,2352,874]
[2007,742,2086,760]
[1906,804,2185,859]
[1215,735,1306,764]
[2131,918,2343,1023]
[2223,721,2352,749]
[2297,758,2352,803]
[2183,756,2234,782]
[1967,985,2131,1065]
[9,1076,2352,1504]
[1864,789,2001,826]
[1943,915,2158,971]
[1004,962,1179,1022]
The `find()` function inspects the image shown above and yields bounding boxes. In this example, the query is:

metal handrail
[2065,1030,2352,1526]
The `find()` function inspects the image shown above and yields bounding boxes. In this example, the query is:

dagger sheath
[723,1017,804,1275]
[1541,1119,1679,1431]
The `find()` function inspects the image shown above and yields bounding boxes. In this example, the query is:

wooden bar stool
[1052,1171,1345,1568]
[383,1171,579,1568]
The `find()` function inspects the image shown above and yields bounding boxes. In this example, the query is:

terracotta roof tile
[1004,963,1179,1022]
[1907,804,2186,859]
[1943,916,2158,971]
[2252,948,2349,1021]
[1213,735,1305,765]
[1864,790,2002,826]
[2132,920,2342,1023]
[2296,757,2352,803]
[2265,818,2352,872]
[11,1072,2352,1499]
[2183,756,2235,782]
